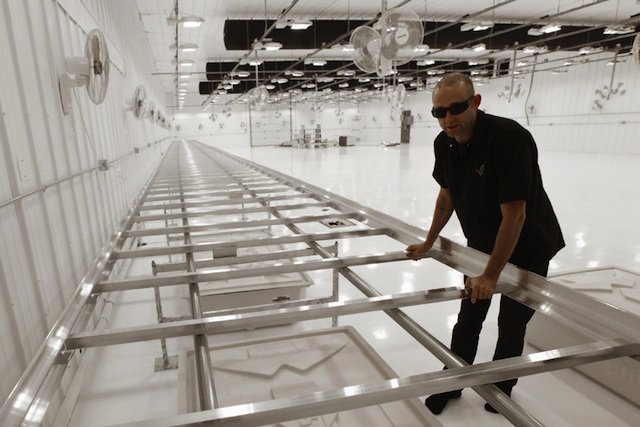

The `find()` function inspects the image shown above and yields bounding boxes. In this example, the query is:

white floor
[67,140,640,427]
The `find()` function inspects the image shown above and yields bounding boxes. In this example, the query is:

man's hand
[405,242,431,260]
[465,274,498,304]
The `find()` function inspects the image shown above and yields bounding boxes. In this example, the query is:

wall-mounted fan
[350,9,423,77]
[126,85,147,120]
[146,100,157,122]
[376,9,423,75]
[390,83,406,120]
[350,26,382,74]
[250,85,269,110]
[59,29,110,114]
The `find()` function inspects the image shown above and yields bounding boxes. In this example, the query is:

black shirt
[433,110,565,270]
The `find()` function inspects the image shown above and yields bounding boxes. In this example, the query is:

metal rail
[2,140,639,427]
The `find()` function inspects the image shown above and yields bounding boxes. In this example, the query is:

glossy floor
[218,140,640,426]
[68,140,640,427]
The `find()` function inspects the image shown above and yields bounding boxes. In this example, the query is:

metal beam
[65,288,467,349]
[115,340,640,427]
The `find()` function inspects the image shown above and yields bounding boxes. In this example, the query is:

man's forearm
[484,201,526,280]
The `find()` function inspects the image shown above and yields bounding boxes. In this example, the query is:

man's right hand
[405,242,431,260]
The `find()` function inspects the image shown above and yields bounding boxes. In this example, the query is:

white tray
[527,266,640,407]
[178,326,442,426]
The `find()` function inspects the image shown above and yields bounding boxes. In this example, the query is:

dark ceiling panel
[223,19,635,52]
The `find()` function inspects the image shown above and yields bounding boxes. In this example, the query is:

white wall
[0,0,171,410]
[183,49,640,154]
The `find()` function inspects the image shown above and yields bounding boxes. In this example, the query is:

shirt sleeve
[432,133,449,188]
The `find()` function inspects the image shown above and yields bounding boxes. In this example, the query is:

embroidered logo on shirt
[475,164,485,176]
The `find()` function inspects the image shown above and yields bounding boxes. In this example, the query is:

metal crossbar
[2,140,639,427]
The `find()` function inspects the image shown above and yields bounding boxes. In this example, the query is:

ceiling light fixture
[177,43,198,52]
[578,46,604,55]
[417,59,435,66]
[472,43,486,52]
[178,60,194,67]
[540,23,562,34]
[178,16,204,28]
[264,41,283,51]
[460,22,494,32]
[413,44,430,52]
[528,27,544,36]
[523,45,548,54]
[603,24,635,35]
[312,59,327,66]
[290,20,312,30]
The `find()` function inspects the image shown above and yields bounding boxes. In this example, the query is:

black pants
[449,260,549,394]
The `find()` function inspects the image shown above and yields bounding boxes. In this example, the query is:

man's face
[432,86,479,144]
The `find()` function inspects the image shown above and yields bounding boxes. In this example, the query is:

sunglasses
[431,97,474,118]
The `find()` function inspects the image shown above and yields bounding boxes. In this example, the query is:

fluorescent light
[290,20,312,30]
[264,41,283,51]
[312,59,327,66]
[248,59,263,66]
[579,46,604,55]
[468,59,489,65]
[178,60,194,67]
[523,45,548,54]
[178,43,198,52]
[413,44,430,52]
[236,71,250,77]
[417,59,435,66]
[178,74,190,79]
[528,27,544,36]
[472,43,486,52]
[178,16,204,28]
[541,23,561,34]
[603,25,635,35]
[460,22,494,31]
[342,44,355,52]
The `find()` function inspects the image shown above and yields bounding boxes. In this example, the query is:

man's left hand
[465,274,498,304]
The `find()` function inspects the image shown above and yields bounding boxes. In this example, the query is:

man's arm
[467,200,526,303]
[405,187,454,259]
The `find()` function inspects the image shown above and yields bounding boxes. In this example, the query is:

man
[406,73,564,414]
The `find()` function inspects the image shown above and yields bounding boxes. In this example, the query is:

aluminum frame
[1,140,639,427]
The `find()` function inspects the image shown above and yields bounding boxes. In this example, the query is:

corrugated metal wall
[0,0,170,404]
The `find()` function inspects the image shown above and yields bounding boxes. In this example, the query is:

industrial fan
[147,101,157,122]
[126,85,147,120]
[59,28,110,114]
[350,26,382,74]
[376,9,424,75]
[248,85,269,110]
[390,83,406,120]
[350,8,423,77]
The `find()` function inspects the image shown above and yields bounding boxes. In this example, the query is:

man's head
[432,73,481,144]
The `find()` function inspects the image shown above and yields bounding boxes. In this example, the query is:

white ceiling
[134,0,639,114]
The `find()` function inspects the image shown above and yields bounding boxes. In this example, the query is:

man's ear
[473,94,482,108]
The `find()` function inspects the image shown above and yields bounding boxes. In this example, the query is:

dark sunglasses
[431,97,474,118]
